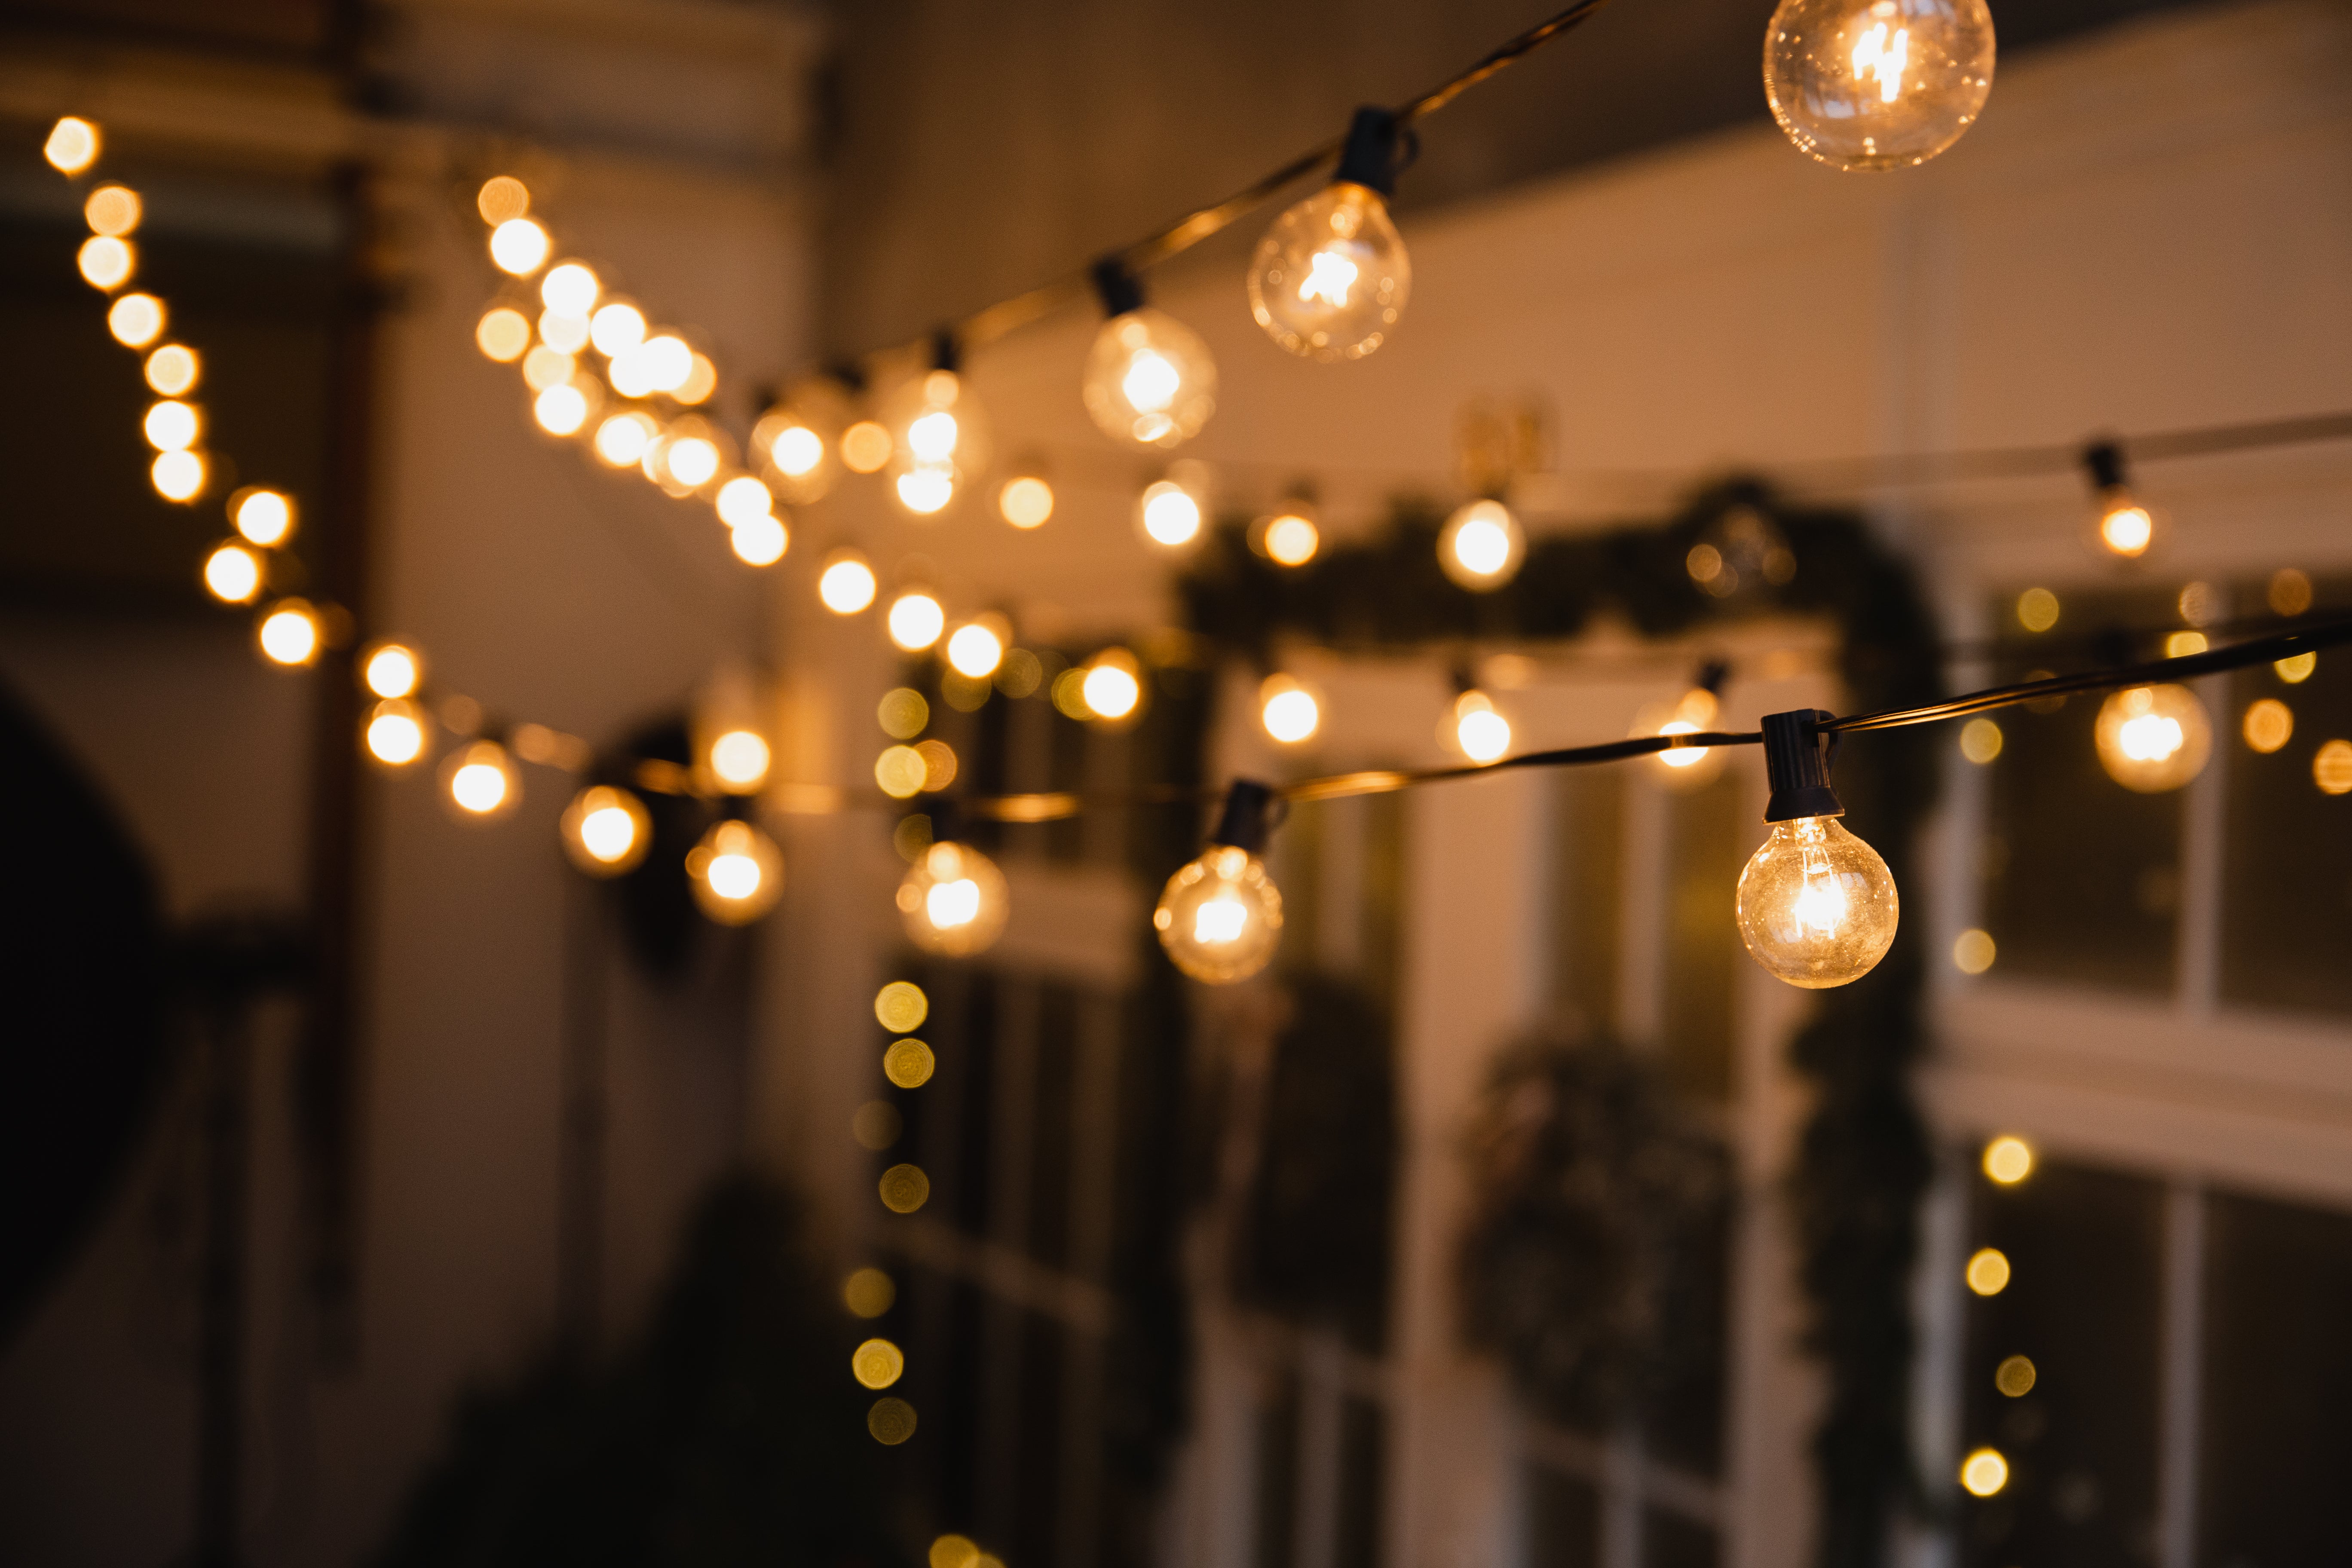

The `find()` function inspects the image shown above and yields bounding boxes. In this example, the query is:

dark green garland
[1178,481,1942,1568]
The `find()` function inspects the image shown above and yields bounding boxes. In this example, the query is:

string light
[590,302,646,358]
[1958,1449,2009,1498]
[888,590,946,652]
[533,381,592,436]
[1439,499,1525,590]
[1735,710,1900,989]
[1081,258,1217,448]
[231,488,295,547]
[476,306,532,362]
[521,346,573,392]
[364,700,428,766]
[1081,648,1143,721]
[108,293,163,347]
[2093,684,2210,792]
[708,729,772,793]
[202,543,263,604]
[897,819,1011,956]
[144,399,199,452]
[885,357,988,516]
[945,616,1008,680]
[594,411,657,466]
[1764,0,1995,171]
[730,513,788,566]
[43,116,99,175]
[561,784,652,876]
[998,473,1054,528]
[541,261,599,317]
[477,176,530,224]
[79,236,134,290]
[362,641,423,698]
[840,419,893,474]
[489,217,551,276]
[537,309,590,354]
[1138,465,1209,548]
[1982,1135,2034,1183]
[1259,674,1322,744]
[2082,441,2156,558]
[1155,781,1284,983]
[145,344,199,395]
[444,739,521,819]
[84,185,141,237]
[257,600,322,667]
[1248,108,1412,361]
[1447,689,1512,764]
[2243,698,2292,753]
[688,816,785,924]
[151,450,206,502]
[713,475,773,529]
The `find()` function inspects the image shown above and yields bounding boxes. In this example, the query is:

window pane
[2220,580,2352,1014]
[2197,1188,2352,1565]
[1960,1160,2163,1568]
[1980,588,2185,994]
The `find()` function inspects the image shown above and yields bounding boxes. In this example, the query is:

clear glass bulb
[1734,817,1900,988]
[1247,181,1410,361]
[1640,686,1727,789]
[1439,499,1524,590]
[897,840,1011,956]
[1154,844,1283,983]
[688,818,784,925]
[1083,308,1218,448]
[2093,487,2156,558]
[1764,0,1995,171]
[442,740,520,821]
[2094,684,2211,793]
[882,370,990,515]
[561,785,652,876]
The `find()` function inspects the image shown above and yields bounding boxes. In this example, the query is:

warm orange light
[144,344,199,395]
[594,410,658,467]
[715,475,772,527]
[998,475,1054,528]
[476,176,530,224]
[489,217,551,276]
[151,450,206,502]
[475,306,532,362]
[364,700,428,766]
[232,488,295,547]
[202,543,263,604]
[362,642,423,699]
[819,551,877,614]
[257,600,321,667]
[44,116,100,175]
[729,514,788,567]
[561,785,652,875]
[84,185,141,237]
[709,729,772,793]
[78,236,133,290]
[144,399,199,452]
[107,292,163,347]
[840,420,892,474]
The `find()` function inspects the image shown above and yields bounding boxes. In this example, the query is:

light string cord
[938,615,2352,822]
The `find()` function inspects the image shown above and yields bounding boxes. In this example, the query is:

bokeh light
[43,117,100,175]
[888,591,946,652]
[844,1268,896,1318]
[1260,675,1320,744]
[540,261,599,316]
[1959,1449,2008,1498]
[151,450,206,502]
[560,785,652,876]
[232,488,295,547]
[445,740,518,818]
[2314,738,2352,796]
[883,1038,934,1088]
[533,382,591,436]
[878,687,929,740]
[1262,511,1320,567]
[1966,1246,2011,1295]
[476,175,530,224]
[363,642,422,698]
[946,620,1006,680]
[144,399,199,452]
[78,236,133,290]
[1982,1136,2034,1185]
[878,1164,930,1214]
[594,410,657,467]
[840,420,892,474]
[715,475,772,528]
[144,343,199,395]
[202,543,262,604]
[2276,651,2318,684]
[2242,698,2293,753]
[1082,650,1142,720]
[709,729,771,793]
[1952,928,1996,975]
[867,1397,917,1445]
[537,309,589,354]
[2015,587,2060,633]
[84,185,141,237]
[999,475,1054,528]
[475,306,532,361]
[1994,1355,2036,1397]
[687,818,784,924]
[489,217,551,276]
[1451,690,1511,763]
[1959,718,2002,764]
[108,292,163,346]
[852,1338,905,1390]
[729,514,788,566]
[2270,568,2314,616]
[590,302,645,358]
[1138,480,1202,546]
[819,551,877,614]
[364,700,427,766]
[875,746,928,799]
[874,980,928,1032]
[257,600,320,666]
[1439,499,1523,589]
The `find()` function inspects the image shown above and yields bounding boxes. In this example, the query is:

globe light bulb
[714,475,773,528]
[203,543,263,604]
[79,236,134,291]
[257,599,320,666]
[883,368,989,515]
[1639,681,1729,788]
[444,738,520,820]
[540,261,600,318]
[533,382,591,436]
[708,729,771,793]
[896,838,1011,956]
[730,513,788,566]
[1082,306,1217,449]
[108,293,163,347]
[688,817,784,925]
[44,116,100,175]
[1081,649,1143,722]
[1258,509,1320,567]
[819,551,877,614]
[1155,782,1285,983]
[144,399,199,452]
[144,344,199,395]
[151,450,206,502]
[945,619,1007,680]
[1439,499,1525,590]
[1736,817,1900,988]
[2094,683,2211,793]
[232,487,295,547]
[84,184,141,237]
[1138,478,1204,547]
[1764,0,1995,172]
[2081,443,2156,559]
[590,301,645,358]
[364,699,428,767]
[489,217,551,276]
[361,641,423,698]
[1448,690,1512,764]
[1248,125,1411,364]
[476,306,532,362]
[561,784,652,876]
[998,474,1054,528]
[753,399,838,503]
[888,591,946,652]
[1736,710,1899,989]
[1259,675,1321,744]
[594,410,657,467]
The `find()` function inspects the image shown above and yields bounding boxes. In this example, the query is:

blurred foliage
[1458,1033,1728,1428]
[373,1176,907,1568]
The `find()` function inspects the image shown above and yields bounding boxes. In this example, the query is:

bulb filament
[927,878,981,929]
[1194,897,1249,945]
[1851,21,1910,102]
[1121,350,1179,413]
[2119,712,2184,762]
[708,852,761,900]
[1298,250,1360,308]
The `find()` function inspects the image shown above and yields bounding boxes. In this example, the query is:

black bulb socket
[1207,779,1277,856]
[1091,256,1145,321]
[1761,708,1844,823]
[2084,440,2128,495]
[1333,106,1408,198]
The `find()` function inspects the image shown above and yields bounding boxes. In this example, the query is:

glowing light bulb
[1155,843,1283,983]
[533,382,590,435]
[590,302,645,358]
[257,600,320,667]
[896,839,1011,956]
[1982,1135,2034,1184]
[144,399,199,452]
[730,513,788,566]
[145,344,199,395]
[1449,691,1512,763]
[540,262,599,317]
[79,236,133,290]
[203,543,262,604]
[1439,499,1524,590]
[562,785,651,876]
[44,117,100,175]
[840,420,893,474]
[1082,649,1143,721]
[1764,0,1995,171]
[688,818,784,924]
[1083,309,1217,448]
[946,619,1006,680]
[763,418,828,480]
[2097,493,2155,557]
[1959,1449,2009,1498]
[819,551,877,615]
[364,699,427,766]
[489,217,551,276]
[715,475,772,528]
[537,309,589,354]
[475,306,531,362]
[998,474,1054,528]
[362,642,422,698]
[2094,684,2210,793]
[84,185,141,237]
[151,450,206,502]
[1248,182,1409,361]
[476,176,530,224]
[1139,479,1203,547]
[1641,685,1727,787]
[888,591,946,652]
[1260,511,1320,567]
[883,371,989,514]
[444,739,519,819]
[108,293,162,347]
[1259,675,1320,744]
[594,411,657,467]
[522,346,573,392]
[896,466,955,515]
[660,433,720,489]
[232,488,294,547]
[1735,817,1899,988]
[709,729,771,793]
